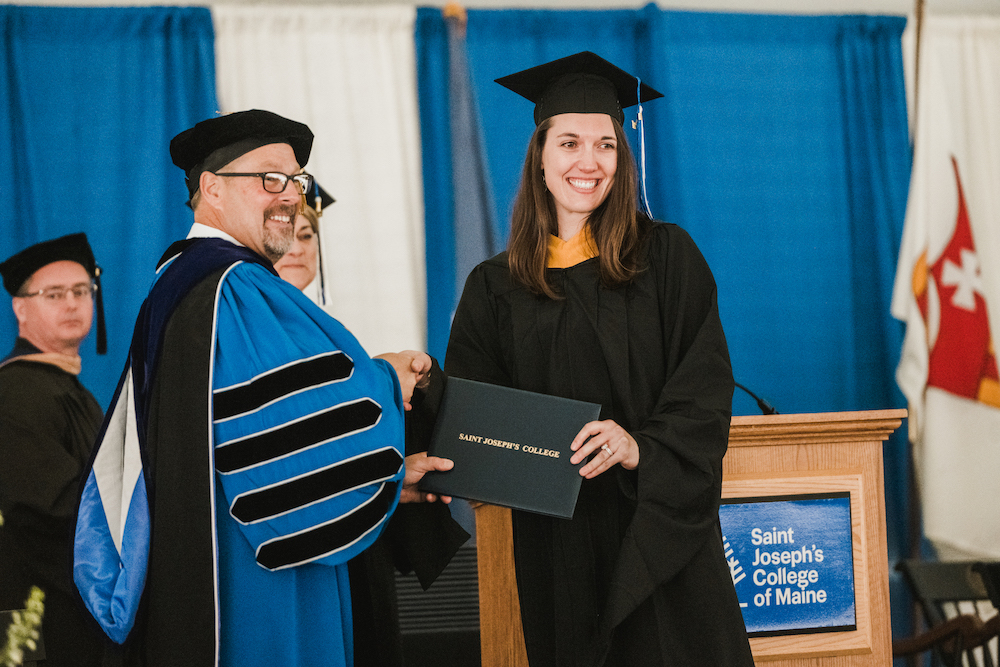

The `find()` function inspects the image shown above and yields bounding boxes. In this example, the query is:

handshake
[374,349,453,506]
[374,349,434,409]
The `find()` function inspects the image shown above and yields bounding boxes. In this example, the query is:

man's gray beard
[263,225,293,263]
[261,204,298,263]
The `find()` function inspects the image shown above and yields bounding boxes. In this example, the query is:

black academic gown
[0,338,106,666]
[349,359,471,667]
[445,221,754,667]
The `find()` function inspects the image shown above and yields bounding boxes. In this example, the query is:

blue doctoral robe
[73,238,406,666]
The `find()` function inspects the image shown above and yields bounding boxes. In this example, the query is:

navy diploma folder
[419,377,601,519]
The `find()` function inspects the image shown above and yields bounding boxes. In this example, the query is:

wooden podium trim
[728,409,906,446]
[475,504,529,667]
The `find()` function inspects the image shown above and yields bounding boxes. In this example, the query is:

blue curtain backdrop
[416,12,458,363]
[416,4,913,646]
[0,6,217,407]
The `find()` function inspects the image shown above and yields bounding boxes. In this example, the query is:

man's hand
[374,350,433,410]
[400,452,453,504]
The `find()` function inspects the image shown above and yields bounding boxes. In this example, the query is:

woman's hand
[569,420,639,479]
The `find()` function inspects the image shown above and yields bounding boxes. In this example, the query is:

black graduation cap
[170,109,315,200]
[0,232,107,354]
[495,51,663,126]
[306,181,336,217]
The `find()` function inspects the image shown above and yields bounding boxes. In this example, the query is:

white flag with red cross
[892,16,1000,558]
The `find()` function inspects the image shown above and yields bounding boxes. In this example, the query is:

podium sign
[721,492,856,636]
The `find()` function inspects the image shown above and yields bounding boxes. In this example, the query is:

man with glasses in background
[0,232,108,665]
[72,109,466,666]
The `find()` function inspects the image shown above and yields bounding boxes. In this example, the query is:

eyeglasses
[213,171,314,195]
[18,283,97,302]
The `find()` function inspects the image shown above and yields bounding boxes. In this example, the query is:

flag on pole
[446,7,498,306]
[892,16,1000,558]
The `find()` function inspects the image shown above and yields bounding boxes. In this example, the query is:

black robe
[445,221,754,666]
[349,358,471,667]
[0,338,106,666]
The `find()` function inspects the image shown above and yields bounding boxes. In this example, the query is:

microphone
[735,382,778,415]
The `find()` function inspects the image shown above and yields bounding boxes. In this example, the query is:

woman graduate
[444,52,754,666]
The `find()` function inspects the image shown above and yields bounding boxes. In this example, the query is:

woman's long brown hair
[506,116,649,299]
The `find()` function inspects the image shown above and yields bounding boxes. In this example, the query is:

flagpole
[912,0,925,137]
[443,1,467,32]
[907,9,927,655]
[909,0,925,562]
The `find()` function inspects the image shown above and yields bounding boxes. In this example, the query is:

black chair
[973,562,1000,610]
[893,559,1000,667]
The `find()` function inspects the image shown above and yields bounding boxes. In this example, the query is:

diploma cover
[420,377,600,519]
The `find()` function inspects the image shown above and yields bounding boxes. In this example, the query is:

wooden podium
[474,409,906,666]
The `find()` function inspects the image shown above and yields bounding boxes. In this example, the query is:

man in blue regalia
[72,109,465,666]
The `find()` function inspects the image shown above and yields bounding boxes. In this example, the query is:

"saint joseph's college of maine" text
[746,526,829,607]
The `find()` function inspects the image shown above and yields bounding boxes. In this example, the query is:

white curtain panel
[213,4,427,356]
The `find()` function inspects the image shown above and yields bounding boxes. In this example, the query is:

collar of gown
[547,225,598,268]
[186,221,242,246]
[0,338,82,374]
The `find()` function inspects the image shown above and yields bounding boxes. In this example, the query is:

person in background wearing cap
[445,53,754,665]
[72,110,467,667]
[274,181,332,305]
[0,232,108,665]
[275,182,461,667]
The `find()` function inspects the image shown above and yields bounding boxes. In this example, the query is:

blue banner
[720,493,856,636]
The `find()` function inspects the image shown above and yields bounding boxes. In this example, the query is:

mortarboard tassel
[634,76,654,220]
[313,180,328,307]
[95,266,107,354]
